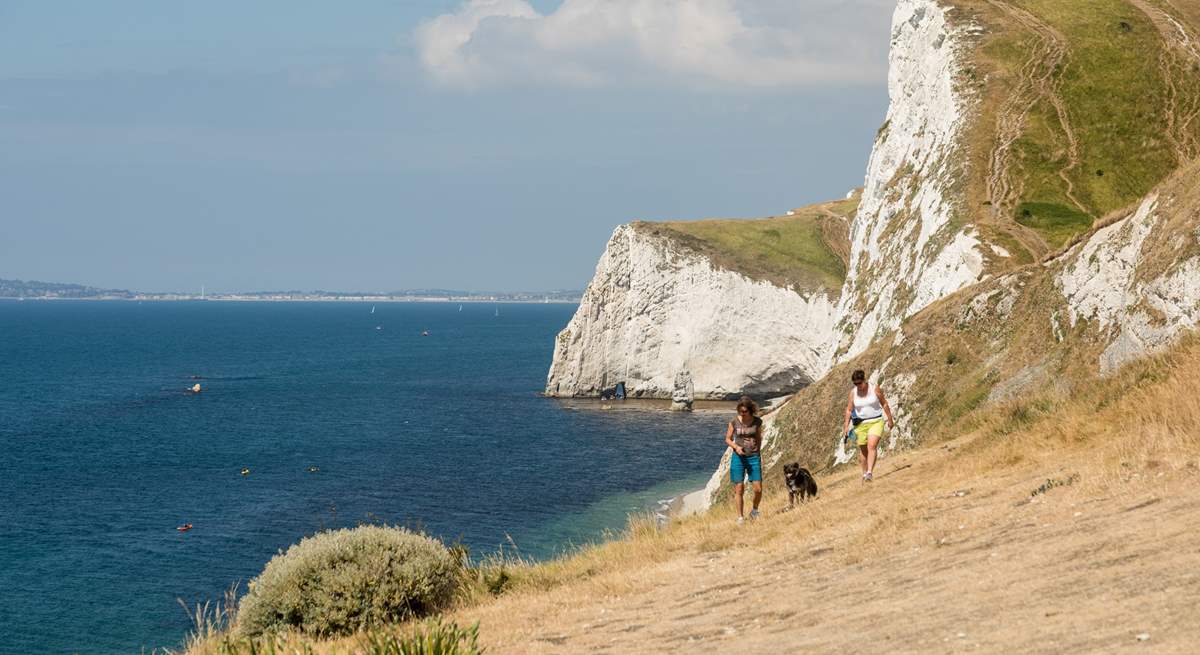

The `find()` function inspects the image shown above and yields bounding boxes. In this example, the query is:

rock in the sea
[670,369,694,412]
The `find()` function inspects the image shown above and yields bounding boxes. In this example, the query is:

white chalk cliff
[1057,189,1200,375]
[545,223,837,399]
[829,0,983,365]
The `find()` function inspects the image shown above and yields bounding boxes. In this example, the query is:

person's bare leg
[858,444,869,474]
[734,482,745,518]
[867,434,881,475]
[751,481,763,511]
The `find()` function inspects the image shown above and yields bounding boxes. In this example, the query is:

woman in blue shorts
[725,396,763,523]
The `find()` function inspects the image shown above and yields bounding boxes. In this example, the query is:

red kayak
[176,523,193,532]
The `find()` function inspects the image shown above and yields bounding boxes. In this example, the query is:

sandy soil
[455,442,1200,654]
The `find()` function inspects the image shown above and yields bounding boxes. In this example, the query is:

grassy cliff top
[631,195,857,296]
[959,0,1200,256]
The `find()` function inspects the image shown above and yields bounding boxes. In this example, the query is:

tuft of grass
[197,620,482,655]
[357,620,483,655]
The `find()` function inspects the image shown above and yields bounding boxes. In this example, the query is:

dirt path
[1130,0,1200,164]
[459,443,1200,654]
[984,1,1089,225]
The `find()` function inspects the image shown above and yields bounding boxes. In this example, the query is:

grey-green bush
[235,525,458,638]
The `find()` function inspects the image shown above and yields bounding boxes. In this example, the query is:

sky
[0,0,895,293]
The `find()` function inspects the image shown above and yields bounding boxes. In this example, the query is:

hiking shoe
[864,471,873,482]
[749,509,761,520]
[736,516,745,525]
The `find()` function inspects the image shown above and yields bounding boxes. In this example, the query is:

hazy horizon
[1,0,894,293]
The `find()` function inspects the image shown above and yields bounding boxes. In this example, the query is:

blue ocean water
[0,301,726,654]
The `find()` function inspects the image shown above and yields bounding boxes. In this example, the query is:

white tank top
[852,384,883,420]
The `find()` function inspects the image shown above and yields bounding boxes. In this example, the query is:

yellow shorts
[854,418,885,446]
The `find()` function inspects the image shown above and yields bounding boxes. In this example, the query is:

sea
[0,300,727,654]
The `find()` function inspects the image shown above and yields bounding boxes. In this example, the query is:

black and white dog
[783,462,818,508]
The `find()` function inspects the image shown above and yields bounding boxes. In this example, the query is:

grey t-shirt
[731,417,762,455]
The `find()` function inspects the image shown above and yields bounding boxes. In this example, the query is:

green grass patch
[1015,201,1094,248]
[639,200,853,294]
[978,0,1197,244]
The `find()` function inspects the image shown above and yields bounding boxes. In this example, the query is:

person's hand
[887,418,895,430]
[733,445,745,456]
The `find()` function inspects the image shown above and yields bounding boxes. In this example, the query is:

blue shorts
[730,453,762,483]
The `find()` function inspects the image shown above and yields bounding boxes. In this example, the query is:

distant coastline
[1,296,582,304]
[0,278,582,303]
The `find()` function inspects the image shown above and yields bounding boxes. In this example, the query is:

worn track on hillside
[1130,0,1200,164]
[983,1,1093,259]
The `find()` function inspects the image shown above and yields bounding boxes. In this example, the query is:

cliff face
[1057,177,1200,375]
[830,0,986,364]
[544,223,837,399]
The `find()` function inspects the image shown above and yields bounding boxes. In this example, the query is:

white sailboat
[370,305,376,314]
[458,304,463,312]
[494,306,500,317]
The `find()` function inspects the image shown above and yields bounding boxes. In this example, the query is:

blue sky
[0,0,894,293]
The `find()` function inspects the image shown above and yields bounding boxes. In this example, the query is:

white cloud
[413,0,895,89]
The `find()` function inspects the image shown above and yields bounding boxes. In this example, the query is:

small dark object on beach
[783,463,818,508]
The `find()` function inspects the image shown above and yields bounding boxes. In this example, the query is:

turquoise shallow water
[0,301,725,654]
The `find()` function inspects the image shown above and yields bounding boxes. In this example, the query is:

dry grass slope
[184,333,1200,654]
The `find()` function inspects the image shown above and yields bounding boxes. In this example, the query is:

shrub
[235,525,458,638]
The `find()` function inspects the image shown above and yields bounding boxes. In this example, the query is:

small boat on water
[421,330,430,337]
[458,304,463,312]
[375,325,383,331]
[370,305,375,314]
[177,523,193,532]
[240,467,250,476]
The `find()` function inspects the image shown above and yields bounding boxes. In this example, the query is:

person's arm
[725,421,743,455]
[877,386,896,429]
[843,390,854,437]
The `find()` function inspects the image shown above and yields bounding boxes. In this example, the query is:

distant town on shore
[0,278,583,303]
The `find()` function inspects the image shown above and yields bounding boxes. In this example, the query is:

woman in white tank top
[842,369,895,482]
